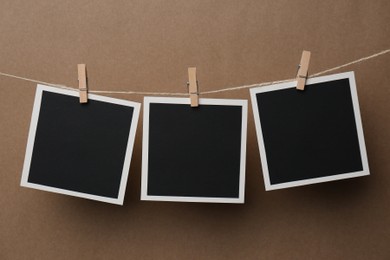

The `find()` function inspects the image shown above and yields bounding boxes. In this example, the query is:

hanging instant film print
[141,97,247,203]
[250,72,369,190]
[21,85,140,205]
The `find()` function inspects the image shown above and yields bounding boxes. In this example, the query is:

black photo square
[21,85,140,204]
[250,72,369,190]
[141,97,247,203]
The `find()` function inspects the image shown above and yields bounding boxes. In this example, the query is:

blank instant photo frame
[141,97,247,203]
[21,84,140,205]
[250,72,369,190]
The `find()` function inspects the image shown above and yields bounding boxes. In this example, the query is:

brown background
[1,1,389,259]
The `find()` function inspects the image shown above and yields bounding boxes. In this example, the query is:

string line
[0,48,389,96]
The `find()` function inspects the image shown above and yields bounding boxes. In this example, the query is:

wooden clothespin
[296,51,311,91]
[78,64,88,103]
[187,67,199,107]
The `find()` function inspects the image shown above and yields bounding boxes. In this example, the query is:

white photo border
[20,84,141,205]
[141,97,248,203]
[250,71,370,191]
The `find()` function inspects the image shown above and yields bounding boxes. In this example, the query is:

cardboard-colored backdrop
[1,1,389,259]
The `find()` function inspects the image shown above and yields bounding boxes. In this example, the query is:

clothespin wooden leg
[296,51,311,91]
[78,64,88,103]
[188,67,199,107]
